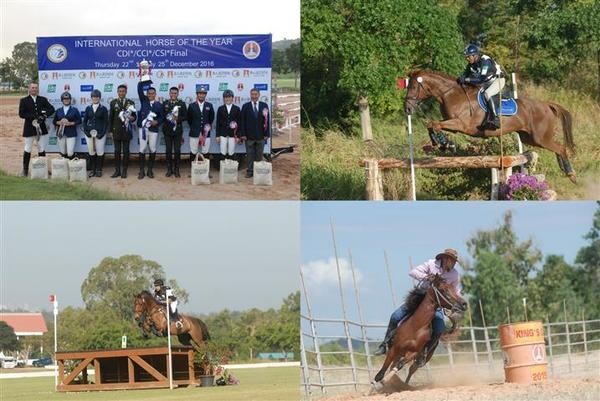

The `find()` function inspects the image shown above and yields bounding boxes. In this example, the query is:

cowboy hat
[435,248,459,263]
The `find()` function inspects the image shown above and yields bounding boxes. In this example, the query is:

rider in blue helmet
[457,44,505,130]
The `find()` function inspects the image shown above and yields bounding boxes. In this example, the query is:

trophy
[138,59,152,83]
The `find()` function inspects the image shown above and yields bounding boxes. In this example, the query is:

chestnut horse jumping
[133,291,210,347]
[404,70,576,182]
[373,275,467,385]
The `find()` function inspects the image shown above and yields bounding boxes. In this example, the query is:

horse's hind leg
[540,136,576,183]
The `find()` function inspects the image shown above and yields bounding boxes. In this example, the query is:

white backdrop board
[37,34,272,154]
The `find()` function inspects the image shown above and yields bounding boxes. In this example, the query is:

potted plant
[193,342,233,387]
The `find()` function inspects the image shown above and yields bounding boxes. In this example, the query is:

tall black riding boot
[174,153,181,177]
[374,320,399,356]
[486,95,501,129]
[96,155,104,177]
[22,151,31,176]
[121,152,129,178]
[111,150,121,178]
[147,152,155,178]
[165,153,173,177]
[88,155,97,178]
[138,153,146,179]
[38,151,46,157]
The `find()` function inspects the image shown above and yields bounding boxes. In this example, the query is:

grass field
[0,170,135,200]
[1,367,299,401]
[275,74,300,91]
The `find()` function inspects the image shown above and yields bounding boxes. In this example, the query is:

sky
[0,201,299,314]
[0,0,300,59]
[301,201,597,337]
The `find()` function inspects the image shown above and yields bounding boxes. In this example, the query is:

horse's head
[133,293,145,321]
[427,274,467,313]
[404,71,433,114]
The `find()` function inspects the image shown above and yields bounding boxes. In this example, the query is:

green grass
[1,367,299,401]
[275,76,300,91]
[0,170,133,200]
[301,82,600,200]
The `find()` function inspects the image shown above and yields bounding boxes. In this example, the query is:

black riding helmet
[153,278,164,286]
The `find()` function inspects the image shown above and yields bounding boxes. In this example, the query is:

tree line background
[0,255,299,362]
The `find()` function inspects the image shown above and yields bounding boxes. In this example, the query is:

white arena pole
[512,72,523,154]
[407,114,417,201]
[51,295,58,390]
[165,289,173,390]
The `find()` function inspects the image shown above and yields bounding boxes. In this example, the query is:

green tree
[80,255,189,321]
[302,0,465,126]
[528,255,584,322]
[0,321,20,351]
[272,49,286,74]
[574,202,600,318]
[10,42,37,87]
[463,250,524,326]
[285,42,301,87]
[465,210,542,287]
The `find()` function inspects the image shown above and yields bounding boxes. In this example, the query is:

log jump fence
[360,151,538,200]
[55,346,200,392]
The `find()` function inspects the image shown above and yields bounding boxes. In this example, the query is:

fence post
[546,315,554,377]
[383,250,398,308]
[582,309,588,365]
[330,220,359,391]
[491,168,500,200]
[349,249,374,380]
[479,299,494,373]
[300,268,326,394]
[300,332,311,397]
[467,300,479,366]
[358,97,373,141]
[447,343,455,371]
[365,159,384,201]
[563,299,572,373]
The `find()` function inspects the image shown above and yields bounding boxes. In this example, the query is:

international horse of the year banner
[37,34,272,154]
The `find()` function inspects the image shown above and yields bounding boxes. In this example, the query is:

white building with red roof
[0,313,48,337]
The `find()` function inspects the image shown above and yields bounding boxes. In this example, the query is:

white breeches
[24,135,48,153]
[219,137,236,156]
[86,135,106,156]
[58,136,77,157]
[484,77,506,100]
[189,136,211,155]
[138,128,158,153]
[170,300,178,314]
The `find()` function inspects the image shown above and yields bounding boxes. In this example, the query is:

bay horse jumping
[373,275,467,385]
[133,291,210,347]
[404,70,576,182]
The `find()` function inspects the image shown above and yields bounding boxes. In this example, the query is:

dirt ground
[322,377,600,401]
[0,94,300,200]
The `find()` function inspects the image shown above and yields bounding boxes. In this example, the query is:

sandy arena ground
[0,93,300,200]
[305,351,600,401]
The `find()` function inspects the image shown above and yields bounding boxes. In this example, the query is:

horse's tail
[549,102,575,154]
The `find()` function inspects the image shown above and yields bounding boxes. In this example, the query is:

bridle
[430,280,464,314]
[405,74,467,115]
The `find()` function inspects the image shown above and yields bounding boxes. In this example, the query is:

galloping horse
[373,275,467,385]
[404,70,576,182]
[133,291,210,347]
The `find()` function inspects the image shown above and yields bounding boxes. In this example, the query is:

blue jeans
[389,304,445,337]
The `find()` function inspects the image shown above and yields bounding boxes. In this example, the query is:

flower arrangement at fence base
[499,173,554,201]
[193,341,239,385]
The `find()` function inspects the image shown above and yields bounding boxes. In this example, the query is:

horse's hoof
[372,381,384,392]
[567,173,577,184]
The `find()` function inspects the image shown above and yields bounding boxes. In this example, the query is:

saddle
[477,88,518,116]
